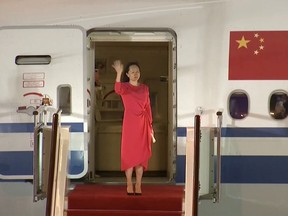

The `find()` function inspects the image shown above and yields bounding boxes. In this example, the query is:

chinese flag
[229,31,288,80]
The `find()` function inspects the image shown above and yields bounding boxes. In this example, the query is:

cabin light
[15,55,51,65]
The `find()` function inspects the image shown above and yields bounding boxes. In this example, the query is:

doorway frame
[86,28,177,183]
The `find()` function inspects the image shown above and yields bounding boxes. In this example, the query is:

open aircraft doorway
[87,29,177,184]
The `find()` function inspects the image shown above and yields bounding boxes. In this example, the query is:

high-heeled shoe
[135,184,142,195]
[127,184,134,195]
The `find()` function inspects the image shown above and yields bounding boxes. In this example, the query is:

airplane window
[269,91,288,120]
[58,85,71,115]
[229,91,248,119]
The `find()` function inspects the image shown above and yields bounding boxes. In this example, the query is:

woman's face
[126,65,140,82]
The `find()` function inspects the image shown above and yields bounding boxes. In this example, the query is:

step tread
[68,184,184,211]
[67,209,183,216]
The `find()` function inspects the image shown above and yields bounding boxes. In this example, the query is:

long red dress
[114,82,153,171]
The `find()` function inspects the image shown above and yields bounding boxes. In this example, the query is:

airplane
[0,0,288,215]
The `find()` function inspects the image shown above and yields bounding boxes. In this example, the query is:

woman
[112,60,154,195]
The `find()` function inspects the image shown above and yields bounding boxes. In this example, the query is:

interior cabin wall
[94,42,169,175]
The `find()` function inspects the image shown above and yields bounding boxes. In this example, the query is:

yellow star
[236,36,251,49]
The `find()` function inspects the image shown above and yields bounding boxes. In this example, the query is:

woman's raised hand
[112,60,124,74]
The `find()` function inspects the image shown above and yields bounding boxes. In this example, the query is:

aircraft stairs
[33,110,221,216]
[65,183,184,216]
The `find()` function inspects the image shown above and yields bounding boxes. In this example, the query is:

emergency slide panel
[0,26,88,179]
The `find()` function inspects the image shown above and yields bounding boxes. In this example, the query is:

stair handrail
[192,115,201,216]
[185,114,201,216]
[214,111,222,203]
[45,109,62,216]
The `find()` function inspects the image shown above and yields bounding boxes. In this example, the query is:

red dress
[114,82,153,171]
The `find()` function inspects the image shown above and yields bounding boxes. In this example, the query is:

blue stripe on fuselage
[0,122,84,133]
[177,127,288,138]
[0,151,84,177]
[176,127,288,183]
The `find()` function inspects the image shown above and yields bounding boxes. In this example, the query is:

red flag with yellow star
[228,31,288,80]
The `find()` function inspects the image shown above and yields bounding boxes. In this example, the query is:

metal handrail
[33,122,45,202]
[33,105,61,197]
[192,115,201,216]
[214,111,223,203]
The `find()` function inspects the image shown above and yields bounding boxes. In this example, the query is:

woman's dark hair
[121,62,141,82]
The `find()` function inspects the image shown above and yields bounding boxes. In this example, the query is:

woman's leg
[125,167,134,194]
[135,165,143,194]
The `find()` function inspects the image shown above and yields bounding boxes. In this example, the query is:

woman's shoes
[134,192,142,196]
[126,183,142,196]
[135,183,142,196]
[127,183,134,195]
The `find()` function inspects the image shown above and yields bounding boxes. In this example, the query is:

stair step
[67,209,183,216]
[67,184,184,216]
[68,184,184,211]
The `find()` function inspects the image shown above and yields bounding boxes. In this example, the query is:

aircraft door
[0,26,89,180]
